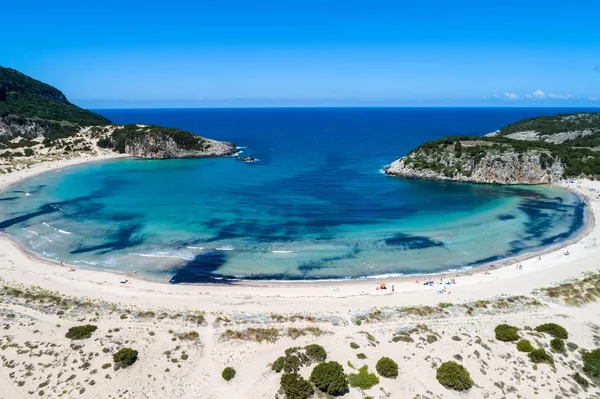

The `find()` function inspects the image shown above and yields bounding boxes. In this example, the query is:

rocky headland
[385,112,600,185]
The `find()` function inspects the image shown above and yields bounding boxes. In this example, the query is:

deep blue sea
[0,107,593,283]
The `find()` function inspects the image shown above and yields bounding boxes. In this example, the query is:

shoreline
[0,154,596,289]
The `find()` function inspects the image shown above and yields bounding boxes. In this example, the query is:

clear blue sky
[3,0,600,107]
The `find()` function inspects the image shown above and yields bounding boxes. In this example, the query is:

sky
[2,0,600,108]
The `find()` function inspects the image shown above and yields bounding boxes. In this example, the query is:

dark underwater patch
[169,251,230,284]
[497,214,516,221]
[0,195,93,229]
[384,233,444,250]
[70,223,145,254]
[0,196,18,201]
[298,246,361,272]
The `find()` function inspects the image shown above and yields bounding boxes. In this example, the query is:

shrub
[350,342,359,349]
[348,365,379,390]
[582,349,600,378]
[516,339,534,353]
[221,367,235,381]
[310,361,348,396]
[272,356,285,373]
[357,353,367,359]
[375,357,398,378]
[571,372,589,387]
[65,325,97,340]
[535,323,568,339]
[528,349,553,365]
[436,361,473,391]
[550,338,565,353]
[494,324,519,342]
[112,348,138,368]
[305,344,327,363]
[281,373,314,399]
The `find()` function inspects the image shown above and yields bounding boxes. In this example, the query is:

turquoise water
[0,108,587,282]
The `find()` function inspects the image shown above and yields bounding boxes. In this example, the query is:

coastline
[0,154,599,304]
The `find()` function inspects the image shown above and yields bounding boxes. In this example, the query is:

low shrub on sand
[310,361,348,395]
[222,367,235,381]
[516,339,534,352]
[375,357,398,379]
[582,349,600,378]
[535,323,568,339]
[280,373,314,399]
[113,348,138,368]
[494,324,519,342]
[305,344,327,363]
[436,361,473,391]
[65,325,97,340]
[348,365,379,390]
[528,349,553,365]
[550,338,565,353]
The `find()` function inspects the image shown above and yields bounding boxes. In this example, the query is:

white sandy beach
[1,156,600,398]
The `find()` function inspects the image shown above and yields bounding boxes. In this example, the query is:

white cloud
[531,90,546,99]
[503,92,518,100]
[547,93,574,100]
[492,93,501,99]
[589,96,599,101]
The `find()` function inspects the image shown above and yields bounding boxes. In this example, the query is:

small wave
[40,235,53,243]
[186,246,205,250]
[271,250,294,254]
[25,192,31,196]
[74,260,98,266]
[58,229,72,235]
[23,228,39,236]
[129,252,194,261]
[359,273,404,279]
[236,146,247,149]
[216,246,235,251]
[42,251,56,258]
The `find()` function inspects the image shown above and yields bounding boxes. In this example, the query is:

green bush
[272,355,303,373]
[305,344,327,363]
[571,372,589,387]
[348,365,379,390]
[65,325,97,340]
[280,373,314,399]
[221,367,235,381]
[350,342,359,349]
[528,349,553,365]
[535,323,568,339]
[436,361,473,391]
[494,324,519,342]
[310,361,348,396]
[357,353,367,359]
[112,348,138,368]
[516,339,534,352]
[550,338,565,353]
[582,349,600,378]
[375,357,398,378]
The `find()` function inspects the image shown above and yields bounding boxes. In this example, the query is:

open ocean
[0,107,593,283]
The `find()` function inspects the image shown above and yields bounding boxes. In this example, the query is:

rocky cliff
[384,138,565,185]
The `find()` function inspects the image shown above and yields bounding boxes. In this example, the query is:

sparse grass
[348,365,380,390]
[222,327,279,343]
[538,271,600,306]
[572,372,589,387]
[175,331,199,341]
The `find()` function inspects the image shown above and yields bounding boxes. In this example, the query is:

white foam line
[271,250,294,254]
[58,229,72,235]
[186,246,205,250]
[215,246,235,251]
[23,228,39,236]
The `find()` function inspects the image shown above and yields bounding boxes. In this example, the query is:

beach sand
[1,156,600,398]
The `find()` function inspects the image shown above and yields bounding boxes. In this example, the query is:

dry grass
[537,271,600,306]
[222,328,280,343]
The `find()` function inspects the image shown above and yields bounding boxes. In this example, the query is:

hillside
[488,112,600,144]
[385,113,600,184]
[0,67,110,126]
[0,67,237,173]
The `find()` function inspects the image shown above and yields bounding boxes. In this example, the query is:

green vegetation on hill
[406,135,600,179]
[0,66,110,126]
[498,113,600,136]
[97,124,210,153]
